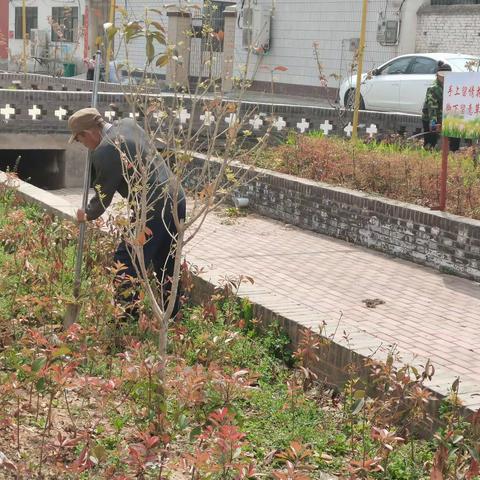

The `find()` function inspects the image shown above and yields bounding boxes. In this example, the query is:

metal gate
[189,2,229,84]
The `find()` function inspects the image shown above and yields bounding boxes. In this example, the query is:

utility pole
[105,0,116,82]
[352,0,368,141]
[22,0,27,74]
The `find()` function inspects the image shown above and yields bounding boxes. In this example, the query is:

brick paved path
[56,189,480,409]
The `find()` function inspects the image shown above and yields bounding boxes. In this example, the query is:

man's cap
[67,107,103,143]
[437,61,452,75]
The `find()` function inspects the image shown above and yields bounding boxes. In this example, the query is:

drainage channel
[0,149,66,190]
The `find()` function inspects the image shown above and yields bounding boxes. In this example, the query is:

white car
[339,53,480,115]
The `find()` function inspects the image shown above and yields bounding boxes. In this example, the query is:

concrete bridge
[0,73,423,191]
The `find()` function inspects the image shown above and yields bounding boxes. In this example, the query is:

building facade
[108,0,433,95]
[231,0,428,97]
[7,0,477,89]
[7,0,88,75]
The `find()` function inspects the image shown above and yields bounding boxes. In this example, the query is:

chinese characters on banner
[443,72,480,139]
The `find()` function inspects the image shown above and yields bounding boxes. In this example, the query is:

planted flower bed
[0,185,479,479]
[248,134,480,220]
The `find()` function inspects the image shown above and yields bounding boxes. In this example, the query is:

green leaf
[105,25,118,41]
[151,31,166,45]
[31,357,46,373]
[241,299,253,322]
[150,21,165,33]
[125,22,142,42]
[127,34,143,42]
[146,35,155,64]
[351,397,365,415]
[386,354,394,367]
[225,169,237,183]
[177,414,189,430]
[149,8,164,16]
[92,444,107,462]
[353,390,365,399]
[113,416,126,432]
[190,426,202,441]
[52,345,71,358]
[156,54,169,67]
[449,446,459,458]
[35,377,46,392]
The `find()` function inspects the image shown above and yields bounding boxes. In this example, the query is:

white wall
[233,0,425,91]
[8,0,87,74]
[398,0,429,55]
[112,1,232,77]
[113,0,175,75]
[103,0,435,90]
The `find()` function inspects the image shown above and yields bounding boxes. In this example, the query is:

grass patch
[443,115,480,139]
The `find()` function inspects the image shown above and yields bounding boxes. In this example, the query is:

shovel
[63,51,102,329]
[406,131,430,141]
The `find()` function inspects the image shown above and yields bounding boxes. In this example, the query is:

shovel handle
[72,51,102,300]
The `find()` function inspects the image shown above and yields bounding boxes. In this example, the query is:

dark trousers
[113,197,186,319]
[422,120,460,152]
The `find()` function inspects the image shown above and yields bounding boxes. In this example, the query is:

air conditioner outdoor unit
[30,29,48,57]
[376,12,400,46]
[242,5,271,54]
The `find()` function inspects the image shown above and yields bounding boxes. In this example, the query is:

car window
[379,57,412,75]
[446,57,480,72]
[409,57,437,74]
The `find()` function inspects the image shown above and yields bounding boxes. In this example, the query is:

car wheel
[344,89,365,110]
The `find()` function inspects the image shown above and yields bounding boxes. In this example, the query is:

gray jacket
[86,118,185,220]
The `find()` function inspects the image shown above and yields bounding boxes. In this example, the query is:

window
[380,57,412,75]
[15,7,38,39]
[51,7,78,42]
[409,57,437,74]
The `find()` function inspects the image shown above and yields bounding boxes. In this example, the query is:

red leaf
[430,445,448,480]
[466,459,480,479]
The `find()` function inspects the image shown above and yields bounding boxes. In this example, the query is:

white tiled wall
[233,0,427,90]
